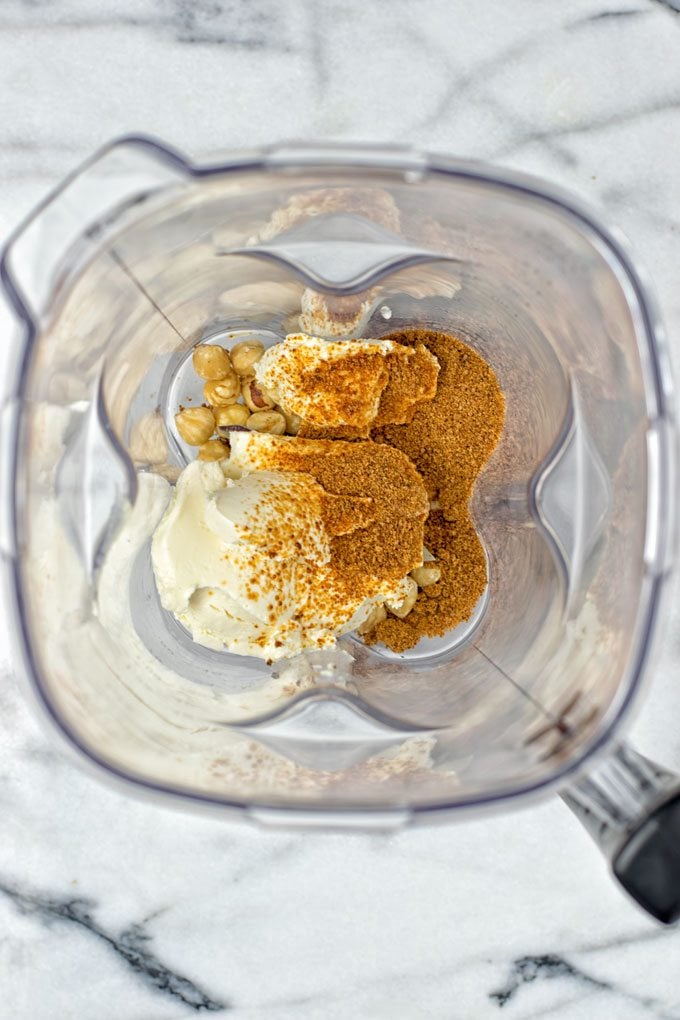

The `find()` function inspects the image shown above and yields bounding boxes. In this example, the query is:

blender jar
[1,138,677,920]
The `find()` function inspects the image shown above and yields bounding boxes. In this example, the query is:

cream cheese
[255,332,400,430]
[151,456,409,660]
[255,331,439,435]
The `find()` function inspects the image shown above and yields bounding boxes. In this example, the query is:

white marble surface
[1,1,680,1017]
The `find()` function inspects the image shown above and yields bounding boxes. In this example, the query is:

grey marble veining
[1,0,680,1017]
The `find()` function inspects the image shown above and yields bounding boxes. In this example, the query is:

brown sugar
[373,344,440,428]
[367,329,505,652]
[292,347,390,431]
[237,433,430,640]
[267,438,428,583]
[292,340,439,440]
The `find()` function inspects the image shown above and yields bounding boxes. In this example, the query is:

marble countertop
[1,0,680,1016]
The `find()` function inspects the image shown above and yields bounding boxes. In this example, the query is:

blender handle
[562,743,680,924]
[0,135,188,324]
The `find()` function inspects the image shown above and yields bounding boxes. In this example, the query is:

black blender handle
[612,791,680,924]
[562,744,680,924]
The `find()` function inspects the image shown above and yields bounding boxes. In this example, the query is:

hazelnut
[410,564,441,587]
[192,344,233,380]
[197,438,230,461]
[388,577,418,619]
[214,403,250,427]
[204,373,240,406]
[242,377,275,412]
[246,410,287,435]
[277,405,301,436]
[175,406,215,445]
[230,339,264,377]
[356,603,387,636]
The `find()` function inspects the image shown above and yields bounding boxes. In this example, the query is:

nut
[246,410,287,435]
[214,403,250,427]
[357,603,387,636]
[217,425,248,440]
[203,373,240,405]
[277,405,301,436]
[410,564,441,587]
[197,438,230,461]
[231,339,264,377]
[192,344,233,380]
[388,577,418,619]
[242,377,275,412]
[175,406,215,445]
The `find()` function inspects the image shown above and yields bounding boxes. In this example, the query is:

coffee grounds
[368,329,505,652]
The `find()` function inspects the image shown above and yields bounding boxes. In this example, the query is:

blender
[0,137,677,921]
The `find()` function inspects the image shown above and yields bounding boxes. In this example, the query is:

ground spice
[367,329,505,652]
[239,433,430,640]
[292,348,390,432]
[258,334,439,440]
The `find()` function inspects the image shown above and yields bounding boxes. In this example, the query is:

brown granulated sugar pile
[285,340,439,440]
[368,329,505,652]
[241,434,429,632]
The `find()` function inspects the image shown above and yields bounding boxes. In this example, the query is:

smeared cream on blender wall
[152,431,429,660]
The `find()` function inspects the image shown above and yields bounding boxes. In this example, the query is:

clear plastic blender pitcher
[1,137,678,920]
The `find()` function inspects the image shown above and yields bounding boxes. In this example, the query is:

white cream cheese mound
[256,332,398,430]
[150,438,423,661]
[255,332,439,437]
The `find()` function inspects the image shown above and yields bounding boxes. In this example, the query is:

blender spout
[217,213,460,296]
